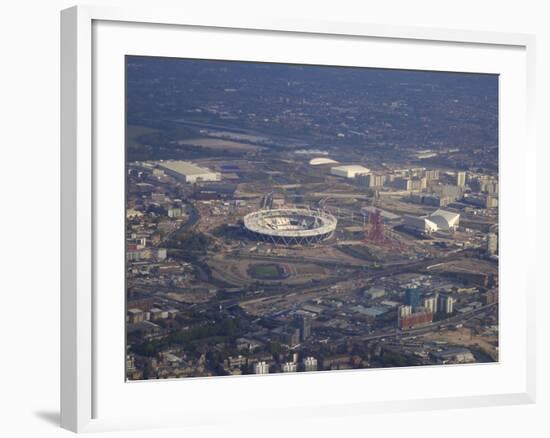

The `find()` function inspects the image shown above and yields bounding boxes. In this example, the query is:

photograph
[125,56,499,381]
[1,0,544,435]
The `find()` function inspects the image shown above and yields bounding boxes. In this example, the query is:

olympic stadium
[243,208,338,245]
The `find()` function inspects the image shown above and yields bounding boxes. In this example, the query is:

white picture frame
[60,4,537,433]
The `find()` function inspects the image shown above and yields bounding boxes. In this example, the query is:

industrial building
[156,161,221,183]
[330,165,370,179]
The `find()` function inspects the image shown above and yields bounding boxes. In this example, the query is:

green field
[126,125,160,150]
[250,264,281,279]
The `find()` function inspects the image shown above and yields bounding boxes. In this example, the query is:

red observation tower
[364,209,388,246]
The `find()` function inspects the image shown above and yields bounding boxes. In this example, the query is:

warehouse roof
[330,165,370,175]
[157,161,216,176]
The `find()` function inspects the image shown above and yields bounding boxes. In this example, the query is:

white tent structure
[403,209,460,234]
[403,215,438,234]
[429,209,460,230]
[309,157,339,166]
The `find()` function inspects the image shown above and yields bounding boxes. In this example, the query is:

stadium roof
[429,209,460,229]
[243,208,337,244]
[309,157,339,166]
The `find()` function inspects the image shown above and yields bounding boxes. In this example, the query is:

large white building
[487,233,498,255]
[254,361,269,375]
[330,165,370,179]
[429,209,460,230]
[282,362,297,373]
[403,209,460,234]
[403,215,439,234]
[303,356,318,372]
[157,161,221,183]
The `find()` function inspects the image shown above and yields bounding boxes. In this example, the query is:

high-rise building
[282,362,297,373]
[356,173,387,188]
[272,326,301,347]
[424,169,440,181]
[456,171,466,187]
[422,295,438,313]
[438,295,454,314]
[226,355,247,369]
[303,356,318,372]
[295,315,311,341]
[398,305,412,318]
[481,288,499,305]
[167,207,182,218]
[254,361,269,375]
[487,233,498,255]
[405,287,422,309]
[486,195,498,208]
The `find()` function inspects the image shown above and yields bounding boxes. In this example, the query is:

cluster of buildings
[318,158,497,216]
[397,287,454,329]
[225,354,318,375]
[124,148,498,380]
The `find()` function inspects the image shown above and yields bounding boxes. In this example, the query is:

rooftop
[309,157,339,166]
[331,165,370,173]
[157,161,216,176]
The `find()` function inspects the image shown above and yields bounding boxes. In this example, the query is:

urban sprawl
[125,58,498,380]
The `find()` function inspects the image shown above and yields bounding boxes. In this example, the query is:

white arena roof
[404,215,438,233]
[403,209,460,234]
[309,157,339,166]
[428,209,460,230]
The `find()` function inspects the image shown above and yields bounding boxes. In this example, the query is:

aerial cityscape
[125,56,499,380]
